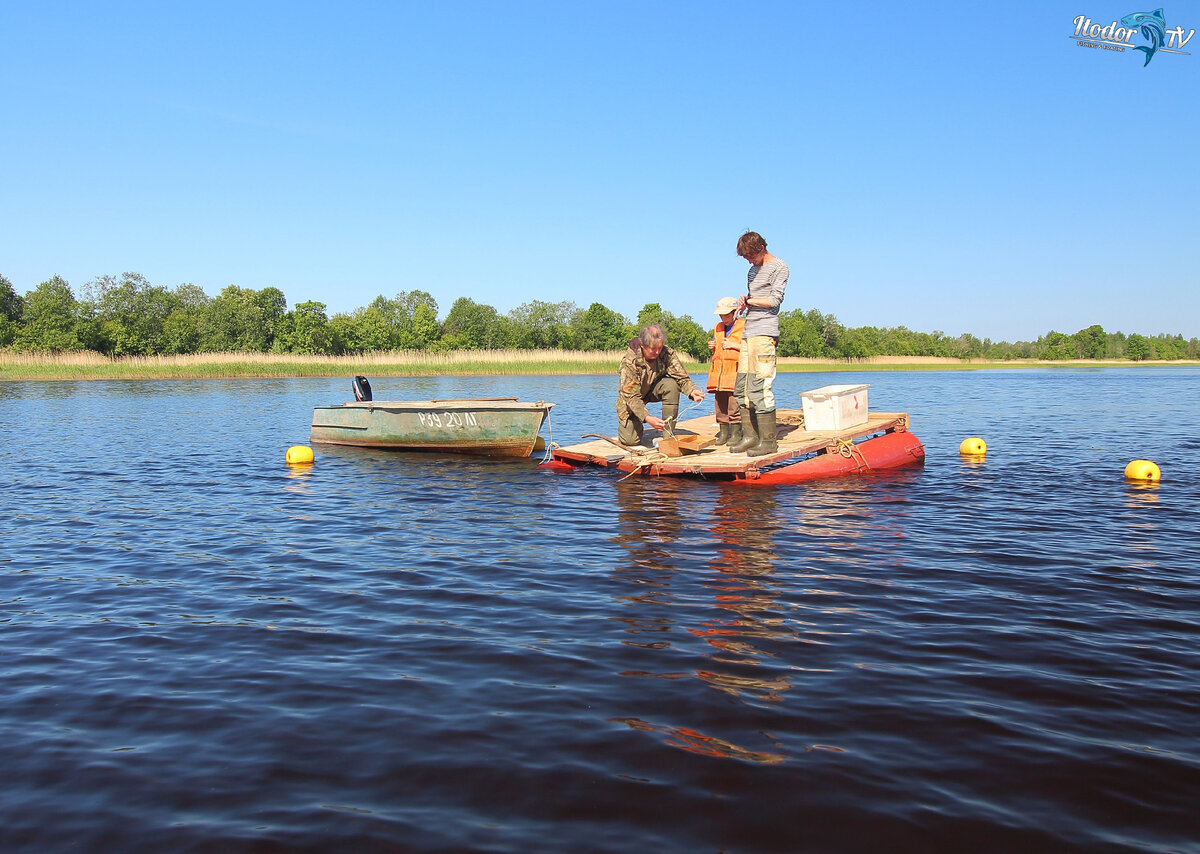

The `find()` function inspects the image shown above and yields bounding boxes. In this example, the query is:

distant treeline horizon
[2,272,1197,363]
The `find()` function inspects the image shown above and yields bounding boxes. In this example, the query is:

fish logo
[1121,7,1167,65]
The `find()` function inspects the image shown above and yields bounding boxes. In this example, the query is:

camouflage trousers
[734,335,777,413]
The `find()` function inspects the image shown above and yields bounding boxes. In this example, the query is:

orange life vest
[706,317,744,392]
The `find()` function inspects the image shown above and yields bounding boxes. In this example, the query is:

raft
[550,409,924,483]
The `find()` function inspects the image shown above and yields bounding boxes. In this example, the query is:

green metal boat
[310,397,554,457]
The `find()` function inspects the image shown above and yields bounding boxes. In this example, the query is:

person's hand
[707,339,715,352]
[646,415,666,430]
[736,295,747,312]
[689,389,705,402]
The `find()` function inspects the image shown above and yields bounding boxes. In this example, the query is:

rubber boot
[727,422,743,448]
[729,407,758,453]
[747,410,778,457]
[713,423,731,445]
[661,398,679,437]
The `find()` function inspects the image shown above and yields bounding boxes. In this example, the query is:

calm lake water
[2,369,1198,853]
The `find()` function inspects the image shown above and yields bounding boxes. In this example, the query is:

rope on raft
[621,395,707,479]
[834,438,871,471]
[538,406,559,465]
[619,450,671,481]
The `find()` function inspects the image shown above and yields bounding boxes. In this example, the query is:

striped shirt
[743,257,789,338]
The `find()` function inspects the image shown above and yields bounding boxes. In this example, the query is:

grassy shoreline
[1,350,1197,381]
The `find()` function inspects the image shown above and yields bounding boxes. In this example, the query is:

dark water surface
[2,369,1198,853]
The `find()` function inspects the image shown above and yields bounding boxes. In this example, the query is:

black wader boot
[747,410,778,457]
[727,421,743,448]
[714,423,731,445]
[729,406,758,453]
[661,398,679,437]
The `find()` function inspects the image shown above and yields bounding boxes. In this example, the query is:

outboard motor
[352,375,373,402]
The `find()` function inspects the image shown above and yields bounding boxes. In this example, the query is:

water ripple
[2,371,1199,852]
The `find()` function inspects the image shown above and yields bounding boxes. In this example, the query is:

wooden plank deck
[551,409,911,478]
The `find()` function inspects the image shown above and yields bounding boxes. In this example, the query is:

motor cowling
[353,375,373,402]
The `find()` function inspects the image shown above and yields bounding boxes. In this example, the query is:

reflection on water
[611,481,801,707]
[1124,481,1161,501]
[610,479,687,576]
[695,488,792,674]
[283,462,315,494]
[611,717,787,764]
[959,456,987,471]
[710,486,779,577]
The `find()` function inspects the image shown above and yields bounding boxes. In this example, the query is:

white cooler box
[801,384,869,432]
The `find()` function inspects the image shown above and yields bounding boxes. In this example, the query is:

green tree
[336,299,395,352]
[441,297,509,349]
[395,291,438,344]
[159,283,211,354]
[0,274,23,322]
[1125,333,1150,361]
[1104,331,1125,359]
[14,276,85,351]
[664,314,710,361]
[778,309,828,357]
[1072,324,1106,360]
[274,300,334,354]
[409,301,442,349]
[327,312,358,353]
[833,327,870,359]
[361,300,398,349]
[948,333,984,359]
[508,300,577,349]
[392,290,441,349]
[199,285,287,352]
[636,303,665,330]
[368,294,409,348]
[332,291,441,352]
[161,310,201,354]
[0,274,19,347]
[570,302,632,351]
[1150,334,1186,360]
[86,272,183,356]
[1040,331,1075,360]
[854,326,892,355]
[632,303,709,360]
[174,283,212,312]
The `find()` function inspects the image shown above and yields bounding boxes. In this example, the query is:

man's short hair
[638,324,666,348]
[737,231,767,258]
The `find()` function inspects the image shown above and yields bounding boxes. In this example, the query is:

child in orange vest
[706,297,745,446]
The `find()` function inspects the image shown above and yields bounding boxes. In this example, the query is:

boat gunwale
[313,400,554,412]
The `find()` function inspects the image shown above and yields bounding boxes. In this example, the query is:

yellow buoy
[286,445,314,465]
[1124,459,1160,482]
[959,437,987,456]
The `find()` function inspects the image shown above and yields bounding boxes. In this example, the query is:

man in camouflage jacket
[616,324,705,446]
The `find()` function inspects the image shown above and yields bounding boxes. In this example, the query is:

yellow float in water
[286,445,315,465]
[1124,459,1160,482]
[959,437,987,456]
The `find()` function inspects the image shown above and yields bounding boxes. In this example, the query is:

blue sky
[2,1,1197,342]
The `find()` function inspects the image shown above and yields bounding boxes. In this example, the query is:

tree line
[1,272,1196,362]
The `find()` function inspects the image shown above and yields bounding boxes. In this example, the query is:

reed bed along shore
[1,350,1195,381]
[0,349,628,381]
